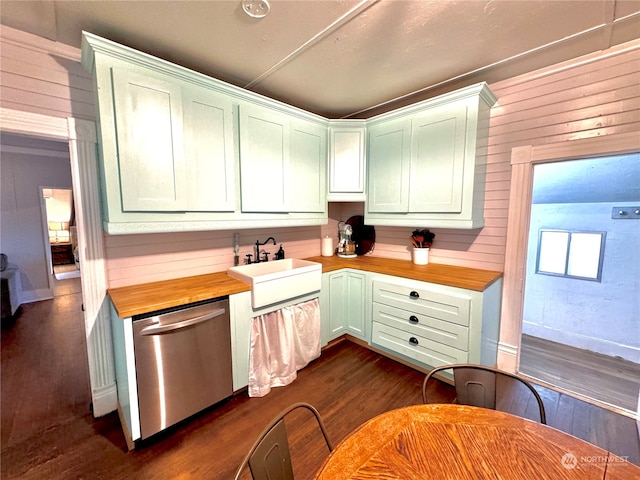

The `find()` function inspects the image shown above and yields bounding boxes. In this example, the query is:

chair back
[233,402,333,480]
[248,418,294,480]
[453,367,497,409]
[423,364,547,424]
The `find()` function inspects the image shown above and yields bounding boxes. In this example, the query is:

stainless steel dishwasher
[132,297,232,440]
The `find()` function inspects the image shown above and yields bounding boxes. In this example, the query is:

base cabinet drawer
[372,303,469,351]
[372,280,471,326]
[372,322,468,368]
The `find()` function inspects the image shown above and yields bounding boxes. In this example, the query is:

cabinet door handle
[409,337,419,346]
[409,291,420,299]
[409,315,419,324]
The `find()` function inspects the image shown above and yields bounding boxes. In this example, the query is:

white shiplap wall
[0,26,95,120]
[2,24,638,287]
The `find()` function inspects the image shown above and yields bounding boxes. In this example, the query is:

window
[536,230,605,281]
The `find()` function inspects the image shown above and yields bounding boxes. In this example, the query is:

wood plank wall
[2,25,638,287]
[0,26,94,120]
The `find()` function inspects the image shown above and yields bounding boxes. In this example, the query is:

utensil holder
[412,247,429,265]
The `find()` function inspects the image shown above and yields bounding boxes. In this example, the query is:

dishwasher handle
[140,308,226,336]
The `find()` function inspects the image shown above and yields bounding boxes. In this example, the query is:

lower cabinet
[233,269,501,393]
[369,274,502,371]
[320,270,367,343]
[229,291,253,391]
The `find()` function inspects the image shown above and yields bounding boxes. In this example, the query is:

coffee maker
[337,222,357,258]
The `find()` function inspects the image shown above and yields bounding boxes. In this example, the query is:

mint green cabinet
[366,83,497,229]
[110,66,187,212]
[369,274,502,371]
[367,118,411,212]
[408,102,468,213]
[239,103,327,214]
[83,32,328,233]
[324,269,367,341]
[328,120,367,202]
[97,60,236,216]
[230,291,252,391]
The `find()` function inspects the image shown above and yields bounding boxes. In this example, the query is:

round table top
[314,404,640,480]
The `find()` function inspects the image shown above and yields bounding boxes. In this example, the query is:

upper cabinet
[366,83,497,229]
[327,120,367,202]
[110,63,236,214]
[239,104,327,214]
[81,32,328,234]
[82,33,496,234]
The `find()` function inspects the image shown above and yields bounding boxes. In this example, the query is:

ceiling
[1,0,639,118]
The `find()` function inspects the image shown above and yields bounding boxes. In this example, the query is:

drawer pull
[409,315,419,324]
[409,337,419,346]
[409,291,420,299]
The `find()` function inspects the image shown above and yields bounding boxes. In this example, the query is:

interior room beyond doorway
[519,153,640,415]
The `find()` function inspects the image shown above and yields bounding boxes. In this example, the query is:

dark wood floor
[2,280,639,479]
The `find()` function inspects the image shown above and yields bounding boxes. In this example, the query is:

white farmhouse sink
[227,259,322,309]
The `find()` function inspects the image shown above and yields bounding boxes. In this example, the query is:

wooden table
[314,404,640,480]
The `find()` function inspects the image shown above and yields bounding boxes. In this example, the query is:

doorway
[41,187,81,281]
[518,154,640,414]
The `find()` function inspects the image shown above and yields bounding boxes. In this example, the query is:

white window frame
[536,229,606,281]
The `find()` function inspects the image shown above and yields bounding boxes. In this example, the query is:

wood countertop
[306,255,502,291]
[108,272,251,318]
[108,256,502,319]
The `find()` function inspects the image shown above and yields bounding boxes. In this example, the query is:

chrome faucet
[254,237,276,263]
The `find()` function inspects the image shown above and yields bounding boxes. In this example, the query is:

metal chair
[233,402,334,480]
[422,364,547,424]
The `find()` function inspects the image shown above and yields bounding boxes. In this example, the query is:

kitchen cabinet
[366,83,497,229]
[89,53,236,218]
[230,291,253,391]
[327,120,367,202]
[238,103,327,214]
[82,32,328,234]
[369,273,501,371]
[323,269,367,342]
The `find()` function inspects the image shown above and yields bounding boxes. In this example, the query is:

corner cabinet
[238,103,327,214]
[366,83,497,229]
[327,120,367,202]
[320,270,367,344]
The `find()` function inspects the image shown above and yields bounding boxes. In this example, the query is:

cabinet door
[239,104,289,213]
[328,270,366,340]
[229,291,253,391]
[289,118,326,213]
[328,272,346,339]
[328,123,366,200]
[344,271,366,337]
[182,85,236,212]
[111,66,186,212]
[409,102,468,213]
[366,118,411,213]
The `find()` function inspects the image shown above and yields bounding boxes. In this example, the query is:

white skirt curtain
[248,298,321,397]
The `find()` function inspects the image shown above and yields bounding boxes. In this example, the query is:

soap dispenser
[275,244,285,260]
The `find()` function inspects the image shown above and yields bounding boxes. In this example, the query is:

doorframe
[1,107,117,416]
[498,131,640,377]
[38,185,56,279]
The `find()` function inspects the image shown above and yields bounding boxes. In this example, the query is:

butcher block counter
[108,256,502,319]
[306,256,501,292]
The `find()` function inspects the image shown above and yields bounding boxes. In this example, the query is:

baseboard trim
[91,382,118,417]
[497,342,518,372]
